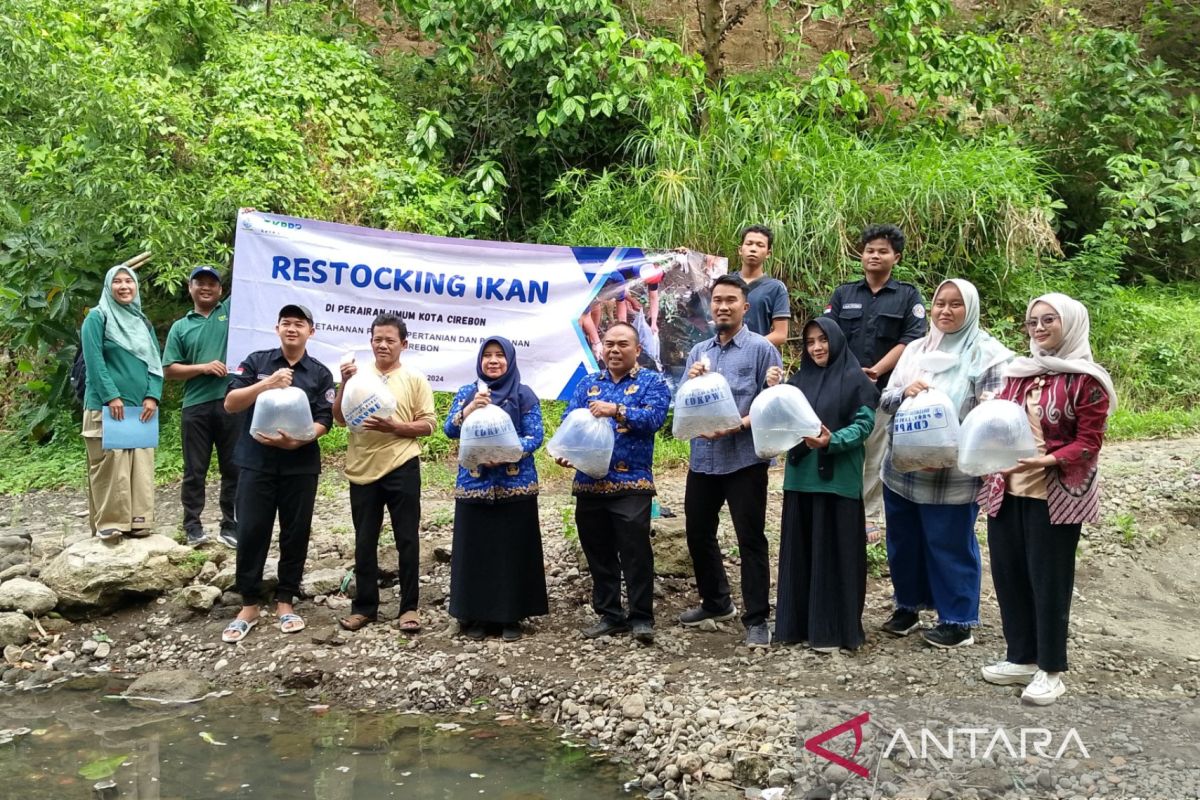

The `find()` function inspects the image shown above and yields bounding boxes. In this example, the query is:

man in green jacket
[162,266,238,547]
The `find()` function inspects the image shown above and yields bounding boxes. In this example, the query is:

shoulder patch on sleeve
[912,303,926,319]
[823,305,833,314]
[325,388,336,403]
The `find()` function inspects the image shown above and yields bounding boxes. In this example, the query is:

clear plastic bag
[672,360,742,440]
[459,403,524,469]
[340,370,398,432]
[957,399,1038,476]
[749,384,822,458]
[547,408,615,479]
[890,388,960,472]
[250,386,316,441]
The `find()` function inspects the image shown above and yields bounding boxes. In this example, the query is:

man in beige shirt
[333,313,437,633]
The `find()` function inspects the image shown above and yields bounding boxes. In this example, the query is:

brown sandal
[398,610,422,634]
[338,614,376,632]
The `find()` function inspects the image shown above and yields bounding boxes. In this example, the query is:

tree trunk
[695,0,726,84]
[695,0,762,85]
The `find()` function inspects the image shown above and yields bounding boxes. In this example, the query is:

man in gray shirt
[679,274,784,648]
[737,224,790,348]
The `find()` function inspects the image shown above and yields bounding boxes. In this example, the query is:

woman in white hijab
[978,293,1115,706]
[878,279,1012,650]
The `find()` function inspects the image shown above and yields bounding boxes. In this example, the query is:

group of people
[79,222,1113,707]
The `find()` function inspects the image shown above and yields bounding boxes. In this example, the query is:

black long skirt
[448,497,549,624]
[775,490,867,649]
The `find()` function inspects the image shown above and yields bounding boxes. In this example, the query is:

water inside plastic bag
[749,384,822,458]
[459,404,524,469]
[957,399,1038,476]
[547,408,615,479]
[890,388,960,472]
[340,371,398,432]
[672,368,742,440]
[250,386,316,441]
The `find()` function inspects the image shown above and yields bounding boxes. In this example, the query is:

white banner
[229,212,727,399]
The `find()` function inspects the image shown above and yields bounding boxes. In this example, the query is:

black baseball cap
[189,265,221,282]
[278,303,314,325]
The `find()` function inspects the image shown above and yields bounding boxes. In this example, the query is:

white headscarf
[1004,293,1117,415]
[889,279,1013,415]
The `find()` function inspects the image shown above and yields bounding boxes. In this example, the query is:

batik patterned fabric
[979,372,1110,524]
[445,383,543,503]
[563,366,670,496]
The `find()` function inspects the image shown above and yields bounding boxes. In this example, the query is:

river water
[0,677,631,799]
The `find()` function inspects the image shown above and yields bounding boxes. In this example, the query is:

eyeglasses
[1023,314,1060,331]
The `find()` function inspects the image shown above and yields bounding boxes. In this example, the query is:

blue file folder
[101,407,160,450]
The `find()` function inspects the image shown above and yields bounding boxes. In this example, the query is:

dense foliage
[537,93,1058,316]
[0,0,496,430]
[0,0,1198,478]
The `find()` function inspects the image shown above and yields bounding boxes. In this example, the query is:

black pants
[576,494,655,625]
[181,400,240,533]
[234,468,318,606]
[684,463,770,627]
[987,493,1081,672]
[349,457,421,617]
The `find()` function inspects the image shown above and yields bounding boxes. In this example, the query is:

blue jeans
[883,485,981,627]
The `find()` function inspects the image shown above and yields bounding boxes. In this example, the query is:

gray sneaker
[631,621,655,645]
[95,528,121,541]
[678,604,737,627]
[745,623,771,649]
[186,528,210,546]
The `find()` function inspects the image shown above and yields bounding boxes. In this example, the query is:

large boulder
[0,564,30,581]
[124,669,210,703]
[210,557,277,593]
[0,534,31,575]
[301,567,349,598]
[0,578,58,615]
[652,518,693,578]
[0,612,34,647]
[40,535,201,612]
[174,585,221,611]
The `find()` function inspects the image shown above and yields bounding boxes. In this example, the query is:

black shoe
[631,621,655,645]
[659,504,676,518]
[880,609,921,637]
[218,528,238,549]
[501,624,522,642]
[580,619,630,639]
[462,622,486,641]
[678,604,737,627]
[922,623,974,649]
[186,528,210,546]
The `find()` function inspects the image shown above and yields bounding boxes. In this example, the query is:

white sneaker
[811,645,838,654]
[1021,670,1065,706]
[981,661,1038,686]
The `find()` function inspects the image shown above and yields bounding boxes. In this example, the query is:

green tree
[374,0,704,229]
[0,0,496,430]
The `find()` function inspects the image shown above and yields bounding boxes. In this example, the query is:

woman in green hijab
[80,265,164,540]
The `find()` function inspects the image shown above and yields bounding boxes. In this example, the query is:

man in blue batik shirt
[557,322,671,645]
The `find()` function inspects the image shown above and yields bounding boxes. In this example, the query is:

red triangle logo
[804,711,871,778]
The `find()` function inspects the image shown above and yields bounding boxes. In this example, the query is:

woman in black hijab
[769,317,880,651]
[444,337,547,641]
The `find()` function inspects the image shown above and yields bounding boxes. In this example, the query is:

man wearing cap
[162,266,239,547]
[220,303,334,643]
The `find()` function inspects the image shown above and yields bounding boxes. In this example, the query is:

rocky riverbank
[1,438,1198,799]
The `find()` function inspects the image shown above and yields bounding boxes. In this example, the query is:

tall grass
[537,92,1059,318]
